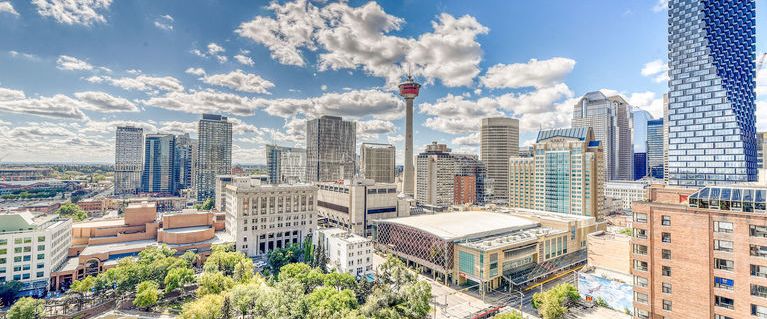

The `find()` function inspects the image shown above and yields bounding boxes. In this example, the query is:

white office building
[0,213,71,296]
[359,143,396,184]
[604,180,654,212]
[114,126,144,195]
[314,228,373,278]
[316,178,409,237]
[222,177,317,256]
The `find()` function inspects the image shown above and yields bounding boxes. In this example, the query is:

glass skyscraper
[647,119,664,179]
[196,114,232,202]
[667,0,757,186]
[142,134,177,195]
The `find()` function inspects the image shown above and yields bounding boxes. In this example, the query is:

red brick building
[453,175,476,205]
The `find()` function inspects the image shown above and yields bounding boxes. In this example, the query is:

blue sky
[0,0,764,164]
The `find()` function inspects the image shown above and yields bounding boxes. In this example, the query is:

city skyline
[2,0,765,165]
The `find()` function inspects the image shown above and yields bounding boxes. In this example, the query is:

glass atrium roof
[688,186,767,212]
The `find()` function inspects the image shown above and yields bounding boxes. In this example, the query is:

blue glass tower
[634,152,647,180]
[647,119,664,179]
[141,134,177,195]
[667,0,757,186]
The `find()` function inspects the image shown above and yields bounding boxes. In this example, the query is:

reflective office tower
[141,134,177,195]
[647,119,665,179]
[667,0,757,186]
[508,128,604,219]
[174,133,194,190]
[634,152,648,180]
[572,91,633,181]
[758,132,766,169]
[359,143,396,183]
[305,116,356,182]
[114,126,144,195]
[663,94,670,184]
[196,114,232,202]
[265,145,306,184]
[480,117,519,203]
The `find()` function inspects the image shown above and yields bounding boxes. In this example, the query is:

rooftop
[73,218,126,228]
[80,239,156,256]
[377,211,539,241]
[0,212,65,233]
[459,227,562,251]
[536,127,592,143]
[161,225,211,234]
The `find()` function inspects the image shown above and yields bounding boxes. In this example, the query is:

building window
[751,245,767,258]
[662,282,672,294]
[752,284,767,298]
[634,276,648,288]
[634,228,647,239]
[636,309,650,319]
[662,266,671,276]
[661,215,671,226]
[752,264,767,278]
[635,213,647,223]
[633,260,648,272]
[714,240,734,252]
[714,315,733,319]
[752,305,767,318]
[715,296,734,310]
[751,225,767,238]
[662,249,671,260]
[661,232,671,243]
[714,221,733,233]
[634,292,648,304]
[714,258,734,271]
[662,299,672,311]
[714,277,734,290]
[633,244,648,255]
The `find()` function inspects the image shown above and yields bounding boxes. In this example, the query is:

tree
[6,297,44,319]
[70,276,96,294]
[133,281,160,310]
[164,267,195,293]
[532,283,580,319]
[197,272,235,296]
[180,294,224,319]
[360,255,431,319]
[0,281,22,307]
[305,286,358,319]
[194,198,214,211]
[494,311,524,319]
[56,202,87,221]
[376,255,416,291]
[221,295,233,319]
[180,250,198,267]
[312,242,328,272]
[302,234,313,263]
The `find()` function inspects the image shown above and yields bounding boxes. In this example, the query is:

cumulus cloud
[57,55,94,71]
[0,1,18,15]
[420,94,504,134]
[257,89,404,121]
[234,50,255,66]
[144,89,260,116]
[652,0,668,12]
[32,0,112,26]
[452,132,480,147]
[757,64,766,97]
[73,91,139,112]
[87,74,184,93]
[192,43,228,63]
[600,88,665,118]
[481,57,576,89]
[154,14,174,31]
[641,59,670,83]
[0,87,87,119]
[202,70,274,94]
[0,122,114,163]
[357,119,396,141]
[185,67,206,76]
[237,0,488,87]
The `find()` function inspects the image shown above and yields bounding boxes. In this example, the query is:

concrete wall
[587,231,630,275]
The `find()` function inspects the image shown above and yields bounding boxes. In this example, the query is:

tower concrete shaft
[404,97,415,196]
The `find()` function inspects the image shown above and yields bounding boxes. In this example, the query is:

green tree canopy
[6,297,44,319]
[305,286,358,319]
[180,294,224,319]
[197,272,235,297]
[133,281,160,310]
[494,311,524,319]
[56,202,87,221]
[532,283,580,319]
[0,281,22,306]
[70,276,96,295]
[164,267,195,293]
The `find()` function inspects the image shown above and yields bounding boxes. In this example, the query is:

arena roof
[376,211,539,241]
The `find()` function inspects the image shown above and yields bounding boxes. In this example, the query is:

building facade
[758,132,766,169]
[604,180,651,212]
[572,91,633,181]
[666,0,757,186]
[196,114,232,202]
[114,126,144,195]
[316,178,409,237]
[359,143,395,184]
[174,133,195,191]
[306,116,356,182]
[480,117,520,203]
[141,134,177,195]
[508,128,605,219]
[314,228,373,278]
[647,119,664,180]
[416,143,489,208]
[0,213,71,296]
[222,177,317,257]
[266,145,306,184]
[631,184,767,318]
[634,152,648,180]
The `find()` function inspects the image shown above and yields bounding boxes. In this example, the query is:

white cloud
[8,51,40,61]
[202,70,274,94]
[641,59,669,83]
[452,132,480,147]
[257,89,404,121]
[207,43,225,55]
[234,53,254,66]
[144,89,260,116]
[185,67,206,76]
[154,14,174,31]
[757,100,767,131]
[497,83,574,115]
[191,43,228,63]
[73,91,139,112]
[237,1,488,87]
[32,0,112,26]
[0,87,87,119]
[357,119,396,141]
[600,88,665,118]
[757,64,766,97]
[420,94,504,134]
[321,84,328,91]
[652,0,668,12]
[480,57,576,89]
[57,55,94,71]
[90,74,184,92]
[0,2,19,15]
[0,122,115,163]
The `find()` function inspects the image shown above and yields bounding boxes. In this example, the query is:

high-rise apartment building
[359,143,395,184]
[631,184,767,318]
[572,91,633,181]
[508,128,604,219]
[174,133,195,191]
[305,116,356,182]
[196,114,232,202]
[647,119,664,179]
[114,126,144,195]
[415,142,489,209]
[480,117,520,203]
[266,145,306,184]
[666,0,757,186]
[141,134,177,195]
[453,153,490,205]
[222,177,317,256]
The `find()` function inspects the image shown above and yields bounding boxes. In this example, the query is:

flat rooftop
[377,211,539,241]
[162,225,211,234]
[459,227,564,251]
[73,218,126,228]
[80,239,156,256]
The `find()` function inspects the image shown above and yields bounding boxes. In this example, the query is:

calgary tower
[398,74,420,197]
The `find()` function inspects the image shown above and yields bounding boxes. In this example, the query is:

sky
[0,0,765,165]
